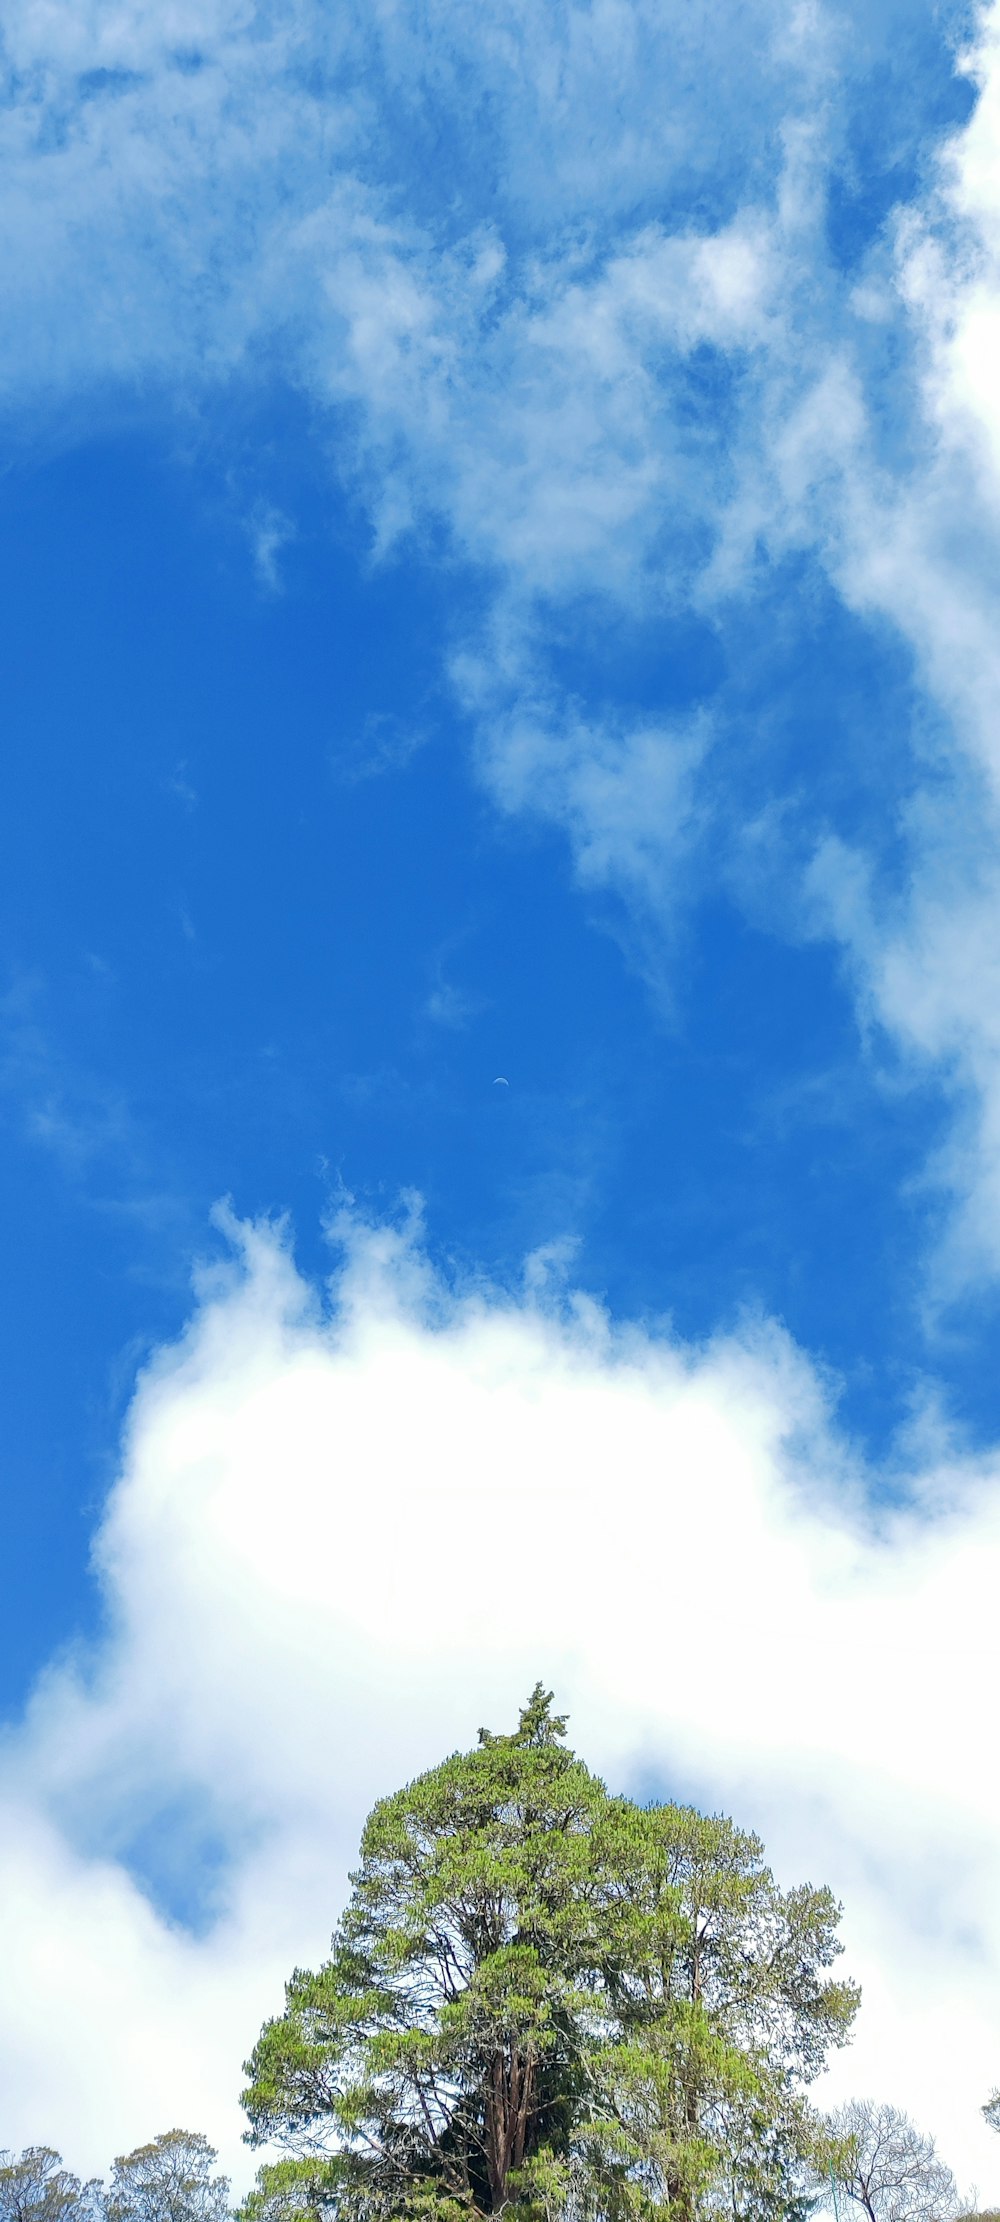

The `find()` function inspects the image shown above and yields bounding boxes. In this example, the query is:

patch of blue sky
[341,0,973,248]
[824,2,977,245]
[47,1765,254,1938]
[0,374,989,1716]
[118,1804,239,1939]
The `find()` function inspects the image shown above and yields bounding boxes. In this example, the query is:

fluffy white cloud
[4,1203,1000,2193]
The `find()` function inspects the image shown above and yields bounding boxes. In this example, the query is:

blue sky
[6,0,1000,2195]
[0,404,970,1694]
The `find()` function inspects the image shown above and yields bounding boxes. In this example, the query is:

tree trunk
[484,2045,536,2210]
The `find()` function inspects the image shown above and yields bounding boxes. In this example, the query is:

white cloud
[466,687,712,919]
[4,1204,1000,2192]
[727,6,1000,1281]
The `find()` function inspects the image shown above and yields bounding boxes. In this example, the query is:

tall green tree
[241,1688,858,2222]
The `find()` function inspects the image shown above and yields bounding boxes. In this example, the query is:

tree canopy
[828,2102,960,2222]
[0,2152,101,2222]
[241,1686,858,2221]
[105,2134,230,2222]
[0,2137,229,2222]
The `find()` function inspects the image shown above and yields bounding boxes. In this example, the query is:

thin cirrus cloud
[4,1206,1000,2190]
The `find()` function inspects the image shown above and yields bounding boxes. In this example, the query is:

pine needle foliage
[241,1689,857,2222]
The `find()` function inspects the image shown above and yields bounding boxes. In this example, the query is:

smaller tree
[828,2103,960,2222]
[0,2151,101,2222]
[105,2134,230,2222]
[973,2096,1000,2222]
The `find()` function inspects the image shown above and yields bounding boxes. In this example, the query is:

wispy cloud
[423,977,483,1030]
[0,977,190,1243]
[331,709,428,784]
[164,762,198,811]
[246,504,294,594]
[3,0,1000,1275]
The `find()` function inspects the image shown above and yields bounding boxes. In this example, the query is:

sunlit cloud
[3,1208,1000,2190]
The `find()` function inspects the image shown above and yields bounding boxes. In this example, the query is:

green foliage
[242,1687,858,2220]
[105,2132,230,2222]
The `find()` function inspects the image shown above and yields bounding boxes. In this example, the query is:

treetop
[241,1687,859,2221]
